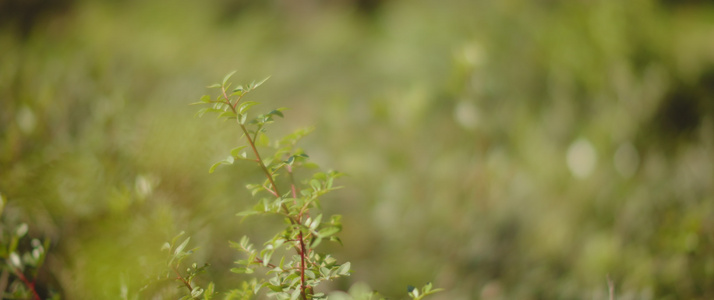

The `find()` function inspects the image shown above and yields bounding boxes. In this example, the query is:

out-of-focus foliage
[1,0,713,299]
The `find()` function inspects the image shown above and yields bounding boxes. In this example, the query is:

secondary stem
[238,124,287,213]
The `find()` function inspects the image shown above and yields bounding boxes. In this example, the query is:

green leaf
[192,287,205,298]
[238,101,259,115]
[228,240,240,250]
[423,282,432,292]
[206,83,221,88]
[256,133,270,147]
[212,102,227,110]
[252,76,271,89]
[262,252,272,266]
[273,238,286,248]
[231,146,248,157]
[268,109,284,118]
[336,262,351,276]
[309,214,323,231]
[230,267,254,274]
[175,237,190,256]
[310,179,321,191]
[318,226,340,238]
[329,236,343,246]
[254,282,264,295]
[231,86,244,96]
[218,111,237,119]
[171,231,186,245]
[310,236,323,248]
[266,282,283,292]
[237,151,249,160]
[194,107,209,117]
[222,71,237,86]
[209,156,234,173]
[208,162,222,173]
[285,153,309,166]
[236,210,260,218]
[204,282,215,300]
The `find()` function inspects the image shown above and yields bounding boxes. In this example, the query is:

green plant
[0,194,56,300]
[159,231,215,300]
[160,72,442,300]
[406,283,442,300]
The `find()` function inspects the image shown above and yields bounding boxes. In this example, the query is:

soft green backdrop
[1,0,713,299]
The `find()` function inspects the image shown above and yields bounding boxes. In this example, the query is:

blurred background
[1,0,714,299]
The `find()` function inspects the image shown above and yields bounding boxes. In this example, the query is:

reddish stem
[298,232,308,300]
[172,265,193,293]
[12,268,40,300]
[223,87,310,300]
[253,257,278,269]
[263,184,279,197]
[287,164,299,201]
[288,167,308,300]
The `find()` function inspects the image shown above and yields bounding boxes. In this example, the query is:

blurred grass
[1,0,714,299]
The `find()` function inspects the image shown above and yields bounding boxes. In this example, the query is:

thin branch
[252,257,278,269]
[239,124,286,209]
[172,265,193,293]
[298,232,308,300]
[287,164,300,208]
[12,267,41,300]
[263,183,279,197]
[253,124,264,144]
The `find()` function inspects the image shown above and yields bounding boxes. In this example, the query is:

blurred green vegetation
[1,0,714,299]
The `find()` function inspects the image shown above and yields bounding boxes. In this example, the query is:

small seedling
[158,72,441,300]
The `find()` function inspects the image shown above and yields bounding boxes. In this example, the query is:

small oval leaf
[222,71,237,86]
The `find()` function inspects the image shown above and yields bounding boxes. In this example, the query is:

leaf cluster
[159,231,215,300]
